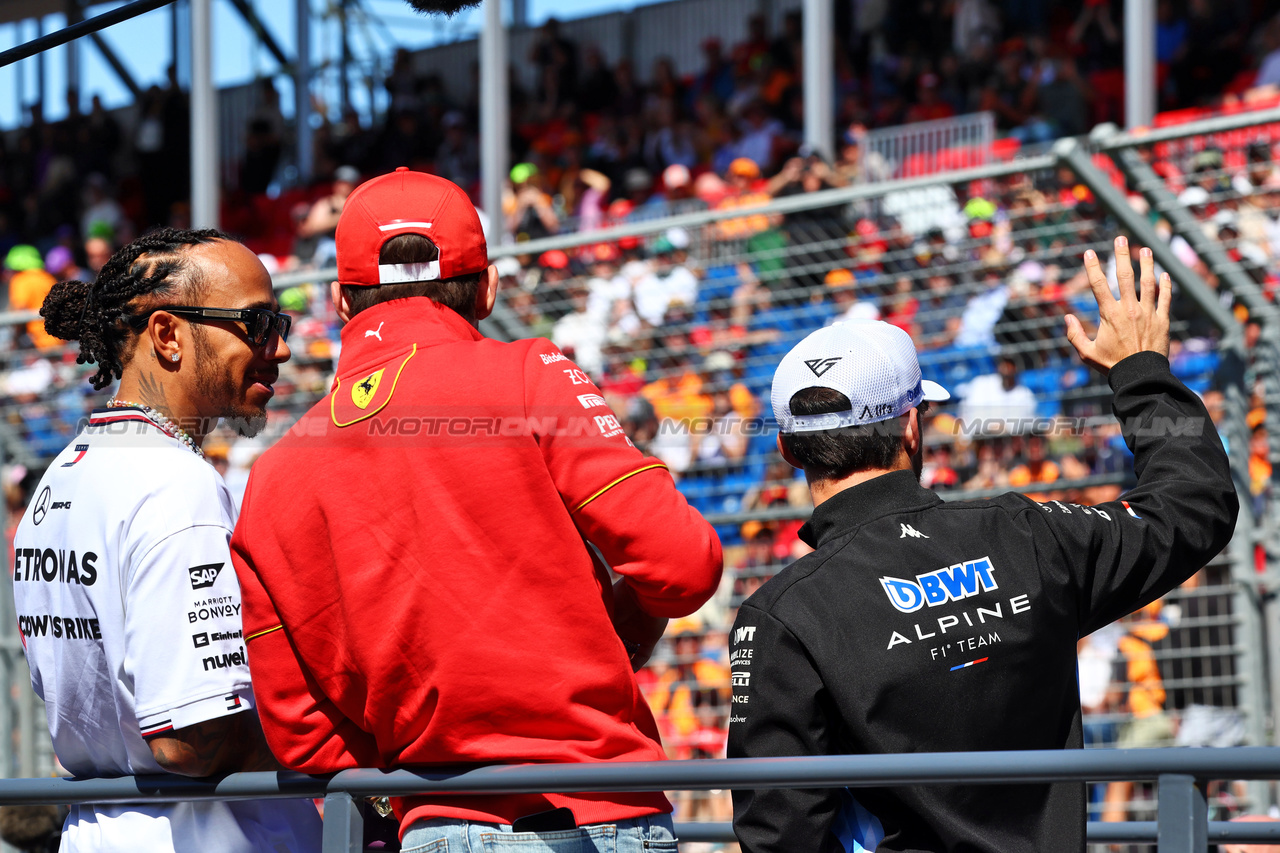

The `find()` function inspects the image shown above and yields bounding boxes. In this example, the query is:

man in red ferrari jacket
[230,168,722,849]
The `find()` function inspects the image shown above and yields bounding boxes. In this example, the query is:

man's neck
[115,365,209,446]
[809,467,896,507]
[808,453,914,508]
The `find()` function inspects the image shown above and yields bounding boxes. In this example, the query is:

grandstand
[3,0,1280,849]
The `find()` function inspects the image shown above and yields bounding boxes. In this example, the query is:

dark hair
[40,228,228,390]
[341,233,483,320]
[780,387,928,484]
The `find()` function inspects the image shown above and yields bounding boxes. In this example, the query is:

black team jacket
[727,352,1238,852]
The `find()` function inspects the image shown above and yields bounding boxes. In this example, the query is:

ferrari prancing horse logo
[352,369,385,409]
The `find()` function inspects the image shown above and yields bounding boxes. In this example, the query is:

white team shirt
[13,407,321,853]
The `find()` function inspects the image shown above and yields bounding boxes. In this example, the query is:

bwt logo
[880,557,998,614]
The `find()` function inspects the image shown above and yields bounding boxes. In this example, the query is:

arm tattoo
[147,710,282,776]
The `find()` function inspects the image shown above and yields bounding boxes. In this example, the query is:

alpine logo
[880,556,998,614]
[188,562,225,590]
[899,523,928,539]
[804,357,841,377]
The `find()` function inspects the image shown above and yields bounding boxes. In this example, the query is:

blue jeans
[400,813,677,853]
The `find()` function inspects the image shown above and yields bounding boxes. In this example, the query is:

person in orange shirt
[4,246,60,350]
[715,158,772,240]
[1009,434,1062,501]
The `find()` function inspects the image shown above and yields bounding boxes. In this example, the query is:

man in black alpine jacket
[727,238,1238,852]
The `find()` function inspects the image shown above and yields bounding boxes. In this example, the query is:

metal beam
[1124,0,1155,128]
[65,0,80,99]
[480,0,507,239]
[294,0,313,183]
[0,0,175,69]
[191,0,218,228]
[802,0,834,159]
[86,30,141,98]
[226,0,292,71]
[1053,138,1239,334]
[1157,774,1208,853]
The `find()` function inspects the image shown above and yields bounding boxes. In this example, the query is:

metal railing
[4,748,1280,852]
[865,111,997,180]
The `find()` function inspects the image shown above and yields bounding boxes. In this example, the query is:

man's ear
[904,408,923,457]
[330,281,352,325]
[776,433,803,470]
[474,264,499,322]
[146,310,183,367]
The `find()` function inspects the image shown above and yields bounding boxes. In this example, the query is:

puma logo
[365,322,384,341]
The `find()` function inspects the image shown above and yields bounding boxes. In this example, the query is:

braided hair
[41,228,229,390]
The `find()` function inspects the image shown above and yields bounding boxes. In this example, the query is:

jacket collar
[337,297,483,374]
[799,469,944,549]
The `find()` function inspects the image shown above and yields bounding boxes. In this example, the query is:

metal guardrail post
[321,792,362,853]
[1158,773,1208,853]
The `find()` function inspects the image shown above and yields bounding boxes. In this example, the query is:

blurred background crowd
[4,0,1280,837]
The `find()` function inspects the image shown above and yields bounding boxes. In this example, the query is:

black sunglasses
[131,306,292,346]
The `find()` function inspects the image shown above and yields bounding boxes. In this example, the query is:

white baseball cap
[772,320,950,433]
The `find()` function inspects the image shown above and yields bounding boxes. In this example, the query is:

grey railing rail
[11,748,1280,852]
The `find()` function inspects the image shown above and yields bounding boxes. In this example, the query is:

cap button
[395,166,409,172]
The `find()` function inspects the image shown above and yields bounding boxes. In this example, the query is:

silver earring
[170,353,180,362]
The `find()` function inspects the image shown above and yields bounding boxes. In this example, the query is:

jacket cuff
[1108,351,1173,392]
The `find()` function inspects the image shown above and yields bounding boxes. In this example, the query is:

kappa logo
[899,523,929,539]
[352,369,385,410]
[803,357,841,377]
[364,322,384,341]
[880,556,998,614]
[188,562,225,590]
[577,393,607,409]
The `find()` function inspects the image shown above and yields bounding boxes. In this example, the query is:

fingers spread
[1157,271,1172,319]
[1138,247,1156,308]
[1082,249,1115,308]
[1114,235,1137,305]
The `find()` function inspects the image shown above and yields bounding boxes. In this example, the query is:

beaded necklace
[106,399,205,459]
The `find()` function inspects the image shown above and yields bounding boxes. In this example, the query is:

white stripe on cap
[378,260,441,284]
[378,221,433,231]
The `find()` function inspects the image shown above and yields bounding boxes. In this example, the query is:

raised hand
[1065,236,1171,376]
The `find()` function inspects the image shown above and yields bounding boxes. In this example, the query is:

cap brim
[922,379,950,402]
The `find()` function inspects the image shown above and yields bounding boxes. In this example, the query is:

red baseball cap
[336,167,488,287]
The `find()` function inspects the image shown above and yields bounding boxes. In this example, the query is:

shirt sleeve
[522,339,722,617]
[727,604,846,853]
[230,475,385,772]
[125,523,254,737]
[1022,352,1238,635]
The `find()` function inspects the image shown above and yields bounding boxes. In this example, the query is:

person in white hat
[727,238,1238,852]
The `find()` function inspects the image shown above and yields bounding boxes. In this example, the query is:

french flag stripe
[950,657,989,672]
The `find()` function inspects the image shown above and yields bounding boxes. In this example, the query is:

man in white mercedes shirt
[13,228,321,852]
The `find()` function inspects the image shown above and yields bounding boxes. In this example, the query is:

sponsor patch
[331,344,418,428]
[880,557,997,614]
[351,369,384,409]
[188,562,225,590]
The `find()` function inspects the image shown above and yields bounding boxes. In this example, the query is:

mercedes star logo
[32,486,50,526]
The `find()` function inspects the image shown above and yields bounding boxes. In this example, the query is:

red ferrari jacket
[231,297,722,831]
